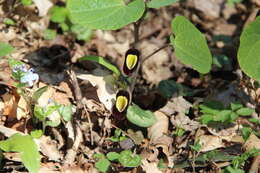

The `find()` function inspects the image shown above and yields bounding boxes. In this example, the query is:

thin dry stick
[68,69,94,145]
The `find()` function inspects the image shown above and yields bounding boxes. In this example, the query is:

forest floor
[0,0,260,172]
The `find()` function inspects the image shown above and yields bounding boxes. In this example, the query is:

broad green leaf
[58,104,72,121]
[67,0,145,30]
[50,6,68,23]
[237,17,260,81]
[32,86,48,102]
[236,107,254,116]
[171,16,212,74]
[147,0,178,8]
[79,56,121,76]
[95,158,110,172]
[0,42,14,57]
[118,150,141,167]
[107,152,120,161]
[0,134,40,173]
[126,105,156,127]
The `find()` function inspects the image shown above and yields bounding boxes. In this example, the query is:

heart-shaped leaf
[171,16,212,74]
[237,16,260,81]
[67,0,145,30]
[126,105,156,127]
[0,42,14,57]
[118,150,141,167]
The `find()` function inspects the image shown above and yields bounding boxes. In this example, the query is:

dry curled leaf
[77,69,116,111]
[148,111,169,144]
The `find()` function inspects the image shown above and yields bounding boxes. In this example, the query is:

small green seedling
[199,101,254,125]
[173,126,186,137]
[34,102,72,131]
[94,150,141,172]
[109,128,127,142]
[223,148,260,173]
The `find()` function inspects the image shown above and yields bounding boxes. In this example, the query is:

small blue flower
[20,69,39,87]
[12,64,27,73]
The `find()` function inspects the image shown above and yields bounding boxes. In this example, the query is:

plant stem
[142,44,171,63]
[132,8,147,48]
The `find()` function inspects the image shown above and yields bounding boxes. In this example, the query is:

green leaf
[230,102,243,111]
[126,105,156,127]
[32,86,48,102]
[50,6,68,23]
[237,16,260,81]
[30,130,43,139]
[43,29,57,40]
[171,16,212,74]
[3,18,16,25]
[58,104,72,121]
[107,152,120,161]
[79,56,121,76]
[95,158,110,172]
[21,0,32,6]
[0,134,40,173]
[241,127,252,141]
[67,0,145,30]
[34,105,46,121]
[236,107,254,116]
[190,141,201,152]
[147,0,178,8]
[200,114,214,125]
[71,24,92,41]
[0,42,14,57]
[118,150,141,167]
[214,110,232,122]
[158,80,193,98]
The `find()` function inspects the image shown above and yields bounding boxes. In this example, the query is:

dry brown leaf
[243,133,260,152]
[77,69,116,111]
[37,136,63,161]
[160,96,192,116]
[171,114,200,132]
[198,135,225,152]
[141,159,163,173]
[16,96,29,120]
[32,0,53,17]
[148,111,169,144]
[2,93,18,118]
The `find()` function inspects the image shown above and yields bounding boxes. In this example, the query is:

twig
[67,69,94,145]
[63,122,83,165]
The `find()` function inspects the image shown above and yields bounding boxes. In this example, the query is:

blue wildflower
[12,64,27,73]
[20,68,39,87]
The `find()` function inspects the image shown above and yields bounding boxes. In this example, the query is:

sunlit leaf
[238,16,260,81]
[67,0,145,30]
[171,16,212,74]
[0,134,40,173]
[126,105,156,127]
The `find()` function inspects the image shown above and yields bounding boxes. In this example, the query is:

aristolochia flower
[20,68,39,87]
